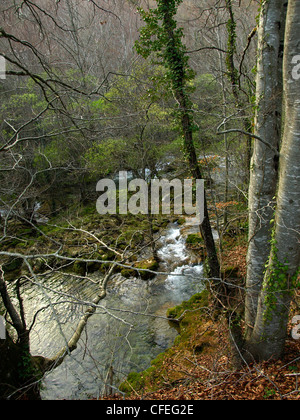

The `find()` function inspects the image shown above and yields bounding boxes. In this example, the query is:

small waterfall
[158,222,205,301]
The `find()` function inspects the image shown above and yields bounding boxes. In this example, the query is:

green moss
[120,259,159,280]
[3,257,23,273]
[177,217,186,225]
[119,372,145,394]
[119,289,210,396]
[186,233,203,245]
[72,260,86,276]
[120,268,136,278]
[119,351,171,394]
[134,259,159,280]
[86,261,102,273]
[19,228,33,236]
[166,290,208,320]
[152,225,160,233]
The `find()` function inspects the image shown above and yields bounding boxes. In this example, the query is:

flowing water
[4,222,206,400]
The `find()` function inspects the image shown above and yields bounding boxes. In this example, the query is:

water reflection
[3,223,205,400]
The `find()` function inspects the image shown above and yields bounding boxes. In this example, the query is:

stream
[6,221,206,400]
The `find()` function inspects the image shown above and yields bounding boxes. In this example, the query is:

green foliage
[135,0,195,97]
[86,61,177,178]
[1,93,38,112]
[34,139,70,169]
[84,138,127,177]
[18,347,40,383]
[135,0,202,180]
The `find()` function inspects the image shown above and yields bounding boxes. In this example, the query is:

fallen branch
[40,264,115,372]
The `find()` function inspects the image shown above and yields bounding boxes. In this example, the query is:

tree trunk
[177,95,220,280]
[0,269,41,399]
[160,0,220,281]
[225,0,253,180]
[245,0,285,332]
[246,0,300,361]
[136,1,220,281]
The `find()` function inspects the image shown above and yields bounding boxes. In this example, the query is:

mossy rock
[120,259,159,280]
[84,252,104,273]
[86,261,102,273]
[120,290,211,397]
[152,225,160,233]
[119,352,166,395]
[186,233,204,245]
[167,290,209,320]
[2,257,23,281]
[2,257,23,273]
[120,268,136,278]
[119,372,145,394]
[134,259,159,280]
[101,251,116,261]
[72,260,86,276]
[176,217,186,225]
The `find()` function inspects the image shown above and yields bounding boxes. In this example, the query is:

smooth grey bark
[245,0,285,331]
[246,0,300,361]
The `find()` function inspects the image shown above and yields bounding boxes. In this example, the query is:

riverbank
[1,202,298,400]
[116,320,300,400]
[0,204,211,399]
[0,204,171,280]
[107,234,300,401]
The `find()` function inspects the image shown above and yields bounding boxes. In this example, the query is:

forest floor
[116,340,300,400]
[104,236,300,401]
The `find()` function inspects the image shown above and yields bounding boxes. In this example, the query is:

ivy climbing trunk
[136,0,220,281]
[245,0,300,361]
[0,273,41,399]
[175,90,220,282]
[245,0,285,334]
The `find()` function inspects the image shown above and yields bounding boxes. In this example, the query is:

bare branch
[216,126,279,156]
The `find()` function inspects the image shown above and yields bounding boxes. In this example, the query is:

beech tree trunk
[245,0,300,361]
[245,0,285,332]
